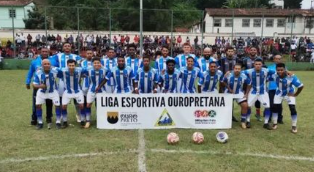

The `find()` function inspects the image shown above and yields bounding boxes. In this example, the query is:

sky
[302,0,313,9]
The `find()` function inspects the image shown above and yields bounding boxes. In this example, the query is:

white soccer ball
[167,132,179,144]
[216,131,228,143]
[192,132,204,144]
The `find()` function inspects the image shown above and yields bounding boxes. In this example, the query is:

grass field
[0,70,314,172]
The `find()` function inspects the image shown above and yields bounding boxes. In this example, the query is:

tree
[284,0,302,9]
[23,7,45,29]
[194,0,227,10]
[224,0,271,8]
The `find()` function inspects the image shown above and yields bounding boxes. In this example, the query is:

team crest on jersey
[155,109,175,127]
[107,111,119,124]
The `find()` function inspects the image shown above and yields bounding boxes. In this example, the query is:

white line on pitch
[0,150,138,164]
[138,129,147,172]
[150,149,314,162]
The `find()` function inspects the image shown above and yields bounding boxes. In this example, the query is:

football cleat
[56,123,62,129]
[291,126,297,134]
[246,122,251,128]
[84,122,91,129]
[263,123,272,130]
[36,124,43,130]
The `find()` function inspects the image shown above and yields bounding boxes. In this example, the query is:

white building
[204,8,314,37]
[269,0,284,9]
[0,0,35,29]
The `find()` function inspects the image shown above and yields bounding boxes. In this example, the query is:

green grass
[0,70,314,172]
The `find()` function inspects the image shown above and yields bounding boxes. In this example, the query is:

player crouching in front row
[33,59,61,129]
[269,63,304,133]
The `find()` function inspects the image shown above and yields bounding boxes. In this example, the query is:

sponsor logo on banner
[155,109,175,127]
[194,110,217,124]
[107,111,119,124]
[120,112,141,126]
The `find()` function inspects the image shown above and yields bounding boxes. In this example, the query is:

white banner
[96,93,234,129]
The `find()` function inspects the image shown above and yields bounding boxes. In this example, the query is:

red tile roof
[0,0,33,6]
[205,8,314,17]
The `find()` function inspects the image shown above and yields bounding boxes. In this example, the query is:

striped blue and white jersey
[158,69,181,93]
[269,74,303,96]
[201,70,224,92]
[51,53,81,68]
[57,67,86,94]
[154,56,174,74]
[80,59,93,92]
[86,67,107,93]
[33,67,59,93]
[102,58,117,86]
[197,57,216,72]
[134,68,159,93]
[125,56,143,75]
[105,66,135,93]
[175,54,197,69]
[180,67,204,93]
[244,68,275,94]
[224,72,251,94]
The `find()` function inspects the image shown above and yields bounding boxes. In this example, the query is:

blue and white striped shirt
[201,70,223,92]
[33,67,59,93]
[197,57,215,72]
[81,59,93,92]
[175,54,197,69]
[159,69,181,93]
[103,58,117,86]
[154,56,174,74]
[106,66,135,93]
[269,74,303,96]
[51,53,81,68]
[244,68,275,94]
[125,56,143,74]
[57,67,85,94]
[86,67,107,93]
[224,72,251,94]
[135,68,159,93]
[180,67,204,93]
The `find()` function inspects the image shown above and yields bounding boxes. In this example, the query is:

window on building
[266,19,274,27]
[306,19,314,28]
[9,9,16,18]
[253,19,261,27]
[214,19,221,27]
[277,19,286,27]
[225,19,233,27]
[242,19,250,27]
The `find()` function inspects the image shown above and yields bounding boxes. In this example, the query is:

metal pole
[45,7,47,45]
[231,9,234,42]
[109,8,112,46]
[11,7,16,58]
[201,10,204,56]
[140,0,143,58]
[170,10,173,57]
[77,7,80,55]
[261,12,264,56]
[290,13,294,62]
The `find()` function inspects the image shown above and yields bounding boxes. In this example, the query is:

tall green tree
[224,0,271,8]
[284,0,302,9]
[23,7,45,29]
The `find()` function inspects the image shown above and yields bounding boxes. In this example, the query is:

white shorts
[82,87,89,96]
[86,91,96,104]
[248,92,270,108]
[203,89,218,94]
[36,90,60,106]
[62,90,84,105]
[233,92,247,104]
[274,95,296,105]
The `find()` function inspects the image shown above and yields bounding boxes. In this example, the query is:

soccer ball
[192,132,204,144]
[167,132,179,144]
[216,131,228,143]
